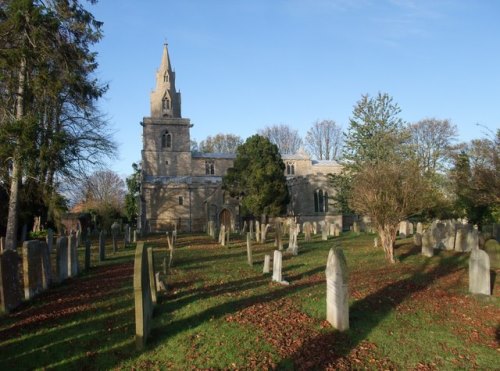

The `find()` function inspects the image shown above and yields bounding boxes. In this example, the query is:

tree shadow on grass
[276,254,468,369]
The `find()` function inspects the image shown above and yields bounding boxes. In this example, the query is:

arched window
[162,97,170,111]
[205,160,215,175]
[286,162,295,175]
[162,131,172,149]
[178,196,184,205]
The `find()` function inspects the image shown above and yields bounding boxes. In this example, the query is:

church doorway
[219,209,232,232]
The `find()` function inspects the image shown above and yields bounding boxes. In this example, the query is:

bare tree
[408,118,458,174]
[198,133,243,153]
[349,160,431,263]
[258,124,303,155]
[305,120,343,160]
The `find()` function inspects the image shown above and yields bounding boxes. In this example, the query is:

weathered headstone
[133,229,137,243]
[272,250,288,285]
[255,221,261,243]
[443,221,456,250]
[374,237,378,248]
[68,235,79,277]
[408,222,414,236]
[469,249,490,295]
[261,224,270,243]
[84,238,91,271]
[312,222,318,235]
[263,254,271,273]
[334,224,341,237]
[352,221,360,234]
[421,231,434,257]
[22,240,44,300]
[304,222,312,242]
[326,246,349,331]
[465,229,479,252]
[455,228,467,252]
[413,232,422,247]
[155,272,167,292]
[99,231,105,262]
[246,233,253,266]
[56,237,69,282]
[134,242,154,350]
[322,225,328,241]
[287,225,299,255]
[147,247,157,305]
[416,222,423,235]
[0,249,22,313]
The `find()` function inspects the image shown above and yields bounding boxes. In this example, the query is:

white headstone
[469,249,490,295]
[246,233,253,266]
[325,246,349,331]
[263,254,270,273]
[272,250,288,285]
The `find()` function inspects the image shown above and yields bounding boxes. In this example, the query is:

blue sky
[89,0,500,178]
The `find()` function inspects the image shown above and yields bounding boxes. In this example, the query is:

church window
[179,196,183,205]
[161,131,172,149]
[286,162,295,175]
[164,74,169,82]
[162,97,170,110]
[314,189,328,213]
[205,160,215,175]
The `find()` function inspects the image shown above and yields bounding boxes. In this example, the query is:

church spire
[150,43,181,118]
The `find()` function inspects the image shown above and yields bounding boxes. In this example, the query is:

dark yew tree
[222,135,289,217]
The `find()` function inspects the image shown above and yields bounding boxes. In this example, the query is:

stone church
[139,45,343,232]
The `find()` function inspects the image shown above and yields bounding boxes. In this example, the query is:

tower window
[205,160,215,175]
[162,97,170,110]
[179,196,183,205]
[164,74,169,82]
[162,131,172,149]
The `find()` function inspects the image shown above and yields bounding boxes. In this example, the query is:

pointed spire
[160,43,170,72]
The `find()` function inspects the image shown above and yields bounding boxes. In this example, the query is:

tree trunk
[378,225,397,264]
[5,57,26,250]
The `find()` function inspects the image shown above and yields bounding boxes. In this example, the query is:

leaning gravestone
[272,250,288,285]
[246,233,253,266]
[421,231,434,257]
[263,254,271,273]
[134,242,155,350]
[469,249,490,295]
[22,240,44,300]
[56,237,69,282]
[326,246,349,331]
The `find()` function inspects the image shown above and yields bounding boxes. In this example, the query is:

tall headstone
[352,222,360,234]
[374,237,378,248]
[312,222,318,235]
[99,231,105,262]
[334,224,341,237]
[246,233,253,266]
[133,229,137,243]
[275,222,283,250]
[263,254,270,273]
[304,222,312,242]
[46,228,53,253]
[0,249,22,313]
[134,242,154,350]
[465,229,479,252]
[261,224,270,243]
[272,250,288,284]
[413,232,422,247]
[421,231,434,257]
[56,237,69,282]
[84,238,91,271]
[220,225,226,246]
[469,249,490,295]
[255,221,261,243]
[325,246,349,331]
[22,240,44,300]
[68,235,79,277]
[287,225,299,255]
[322,225,328,241]
[416,222,423,235]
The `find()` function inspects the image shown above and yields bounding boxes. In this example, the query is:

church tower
[150,44,181,118]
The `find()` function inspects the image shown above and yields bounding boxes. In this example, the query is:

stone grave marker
[312,222,318,235]
[469,249,491,295]
[374,237,378,248]
[263,254,271,273]
[255,221,261,243]
[304,222,312,242]
[322,224,328,241]
[22,240,44,300]
[147,247,157,305]
[68,234,79,277]
[134,242,155,350]
[85,238,91,271]
[352,222,360,234]
[466,229,479,251]
[275,222,283,250]
[246,233,253,266]
[334,224,341,237]
[0,249,22,313]
[56,237,69,282]
[414,233,422,247]
[326,246,349,331]
[416,222,423,235]
[272,250,288,285]
[421,231,434,257]
[0,237,4,253]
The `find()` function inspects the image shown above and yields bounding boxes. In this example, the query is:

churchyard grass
[1,232,498,369]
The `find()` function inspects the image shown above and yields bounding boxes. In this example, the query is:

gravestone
[374,237,378,248]
[287,225,299,255]
[312,222,318,235]
[246,233,253,266]
[56,237,69,282]
[134,242,154,350]
[352,222,360,233]
[40,241,51,290]
[272,250,288,285]
[322,225,328,241]
[334,224,341,237]
[443,221,456,250]
[304,222,312,242]
[416,222,423,235]
[68,235,78,277]
[413,233,422,247]
[111,222,120,253]
[408,222,414,236]
[261,224,270,243]
[483,239,500,270]
[326,246,349,331]
[99,231,105,262]
[84,239,91,271]
[0,237,4,253]
[147,248,157,305]
[275,222,283,250]
[421,231,434,257]
[465,229,479,252]
[329,223,335,236]
[22,240,44,300]
[455,228,467,252]
[220,225,226,246]
[133,229,137,243]
[469,249,490,295]
[263,254,270,273]
[46,228,53,253]
[0,249,22,313]
[249,220,254,241]
[255,221,261,243]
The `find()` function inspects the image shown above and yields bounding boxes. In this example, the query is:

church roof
[192,152,237,159]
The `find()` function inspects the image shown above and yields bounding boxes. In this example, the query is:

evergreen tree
[222,135,289,217]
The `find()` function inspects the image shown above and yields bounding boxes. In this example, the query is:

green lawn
[1,232,498,370]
